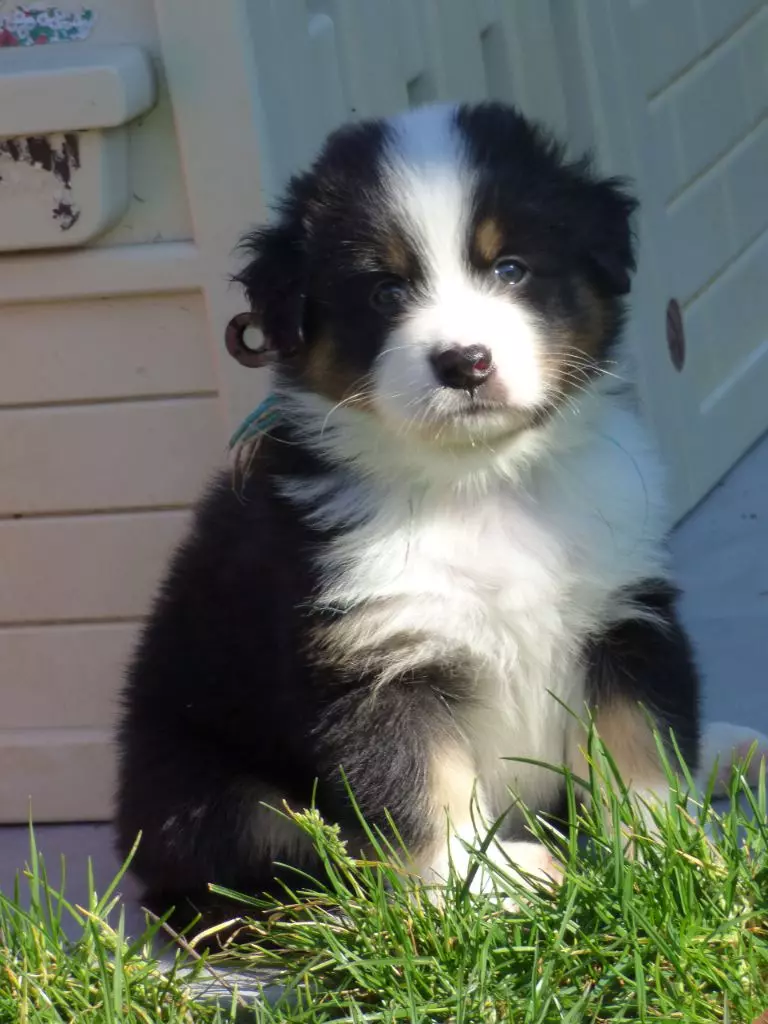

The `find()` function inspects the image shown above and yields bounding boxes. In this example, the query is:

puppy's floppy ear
[234,217,306,358]
[580,175,639,296]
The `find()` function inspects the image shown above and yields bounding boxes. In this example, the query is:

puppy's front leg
[318,683,559,898]
[412,740,562,897]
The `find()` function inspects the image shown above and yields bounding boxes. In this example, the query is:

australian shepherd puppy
[116,101,700,931]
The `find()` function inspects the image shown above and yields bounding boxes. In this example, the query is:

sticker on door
[0,6,95,46]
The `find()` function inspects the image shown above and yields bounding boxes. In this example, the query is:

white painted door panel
[558,0,768,517]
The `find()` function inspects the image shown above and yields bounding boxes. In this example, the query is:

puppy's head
[236,102,637,445]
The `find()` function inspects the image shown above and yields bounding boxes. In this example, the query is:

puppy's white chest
[320,486,583,809]
[296,408,668,813]
[381,493,567,630]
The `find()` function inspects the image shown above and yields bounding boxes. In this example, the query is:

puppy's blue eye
[370,278,410,313]
[493,257,528,286]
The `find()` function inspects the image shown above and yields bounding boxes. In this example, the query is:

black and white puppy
[116,102,700,931]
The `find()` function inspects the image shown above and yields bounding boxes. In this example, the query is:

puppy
[115,101,700,931]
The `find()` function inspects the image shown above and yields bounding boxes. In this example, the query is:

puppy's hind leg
[569,580,701,833]
[115,729,318,942]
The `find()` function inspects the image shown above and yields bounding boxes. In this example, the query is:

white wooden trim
[0,242,204,304]
[563,0,768,518]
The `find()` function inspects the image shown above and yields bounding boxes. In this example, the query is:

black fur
[234,118,396,369]
[457,103,638,297]
[116,441,451,932]
[116,447,700,932]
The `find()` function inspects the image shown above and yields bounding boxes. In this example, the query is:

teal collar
[228,394,281,450]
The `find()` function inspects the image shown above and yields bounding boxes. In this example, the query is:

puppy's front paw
[491,840,564,912]
[470,839,564,911]
[420,837,563,910]
[493,839,564,888]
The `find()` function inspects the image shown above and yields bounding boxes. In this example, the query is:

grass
[0,831,234,1023]
[1,733,767,1023]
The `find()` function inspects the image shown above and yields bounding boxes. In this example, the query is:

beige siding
[2,0,765,824]
[0,509,194,821]
[0,0,224,822]
[0,623,138,730]
[0,399,221,515]
[0,512,190,623]
[0,730,115,824]
[0,294,216,406]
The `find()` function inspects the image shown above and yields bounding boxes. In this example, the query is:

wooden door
[556,0,768,518]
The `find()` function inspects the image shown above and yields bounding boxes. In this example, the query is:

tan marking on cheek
[302,333,334,387]
[571,281,608,360]
[301,333,374,408]
[474,217,504,263]
[546,279,611,397]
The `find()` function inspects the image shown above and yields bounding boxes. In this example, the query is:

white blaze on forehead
[383,104,472,281]
[372,103,548,423]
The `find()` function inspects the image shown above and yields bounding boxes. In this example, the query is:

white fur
[436,837,564,896]
[278,383,671,824]
[374,104,548,433]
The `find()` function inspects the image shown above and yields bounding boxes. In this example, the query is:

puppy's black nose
[430,345,494,391]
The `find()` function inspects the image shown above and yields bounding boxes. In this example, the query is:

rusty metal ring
[224,312,274,368]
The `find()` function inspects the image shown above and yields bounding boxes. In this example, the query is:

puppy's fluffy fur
[116,102,701,929]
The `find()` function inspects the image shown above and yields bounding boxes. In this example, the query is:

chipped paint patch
[0,132,82,230]
[0,6,95,46]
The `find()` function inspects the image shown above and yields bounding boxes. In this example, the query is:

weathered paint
[0,132,82,230]
[0,6,95,47]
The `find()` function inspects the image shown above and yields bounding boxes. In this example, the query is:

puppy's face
[238,102,637,444]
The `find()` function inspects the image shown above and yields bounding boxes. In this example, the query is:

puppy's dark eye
[370,278,410,313]
[493,257,528,286]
